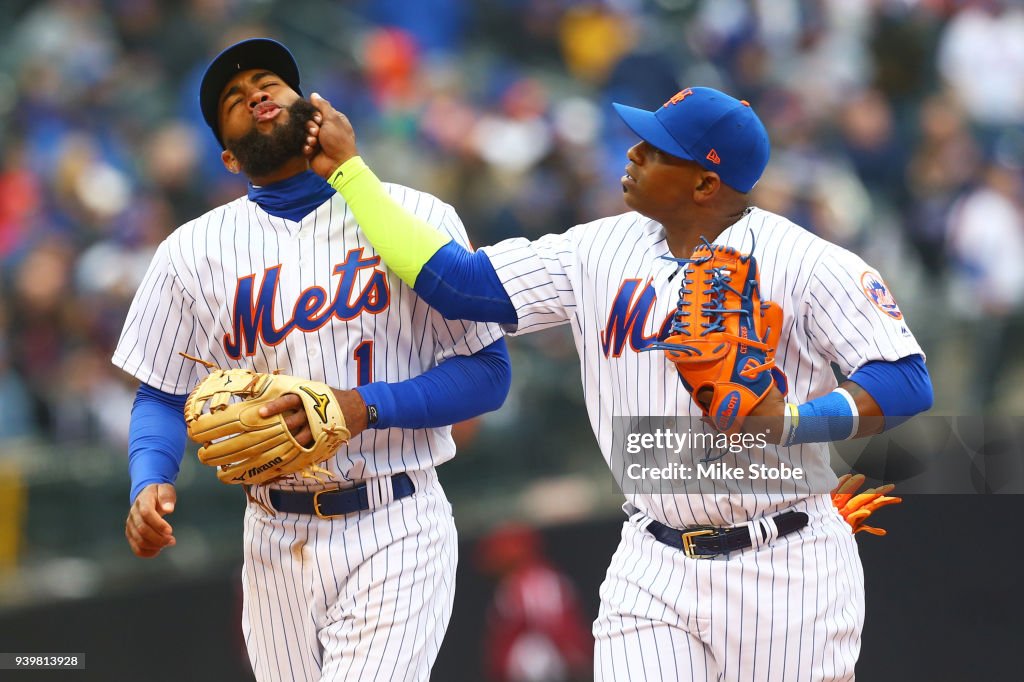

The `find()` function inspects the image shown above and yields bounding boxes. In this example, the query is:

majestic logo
[601,279,674,358]
[299,386,331,424]
[860,271,903,320]
[714,391,741,432]
[663,88,695,107]
[705,149,721,165]
[224,248,390,358]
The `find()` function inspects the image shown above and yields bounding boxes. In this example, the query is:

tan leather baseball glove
[183,360,349,485]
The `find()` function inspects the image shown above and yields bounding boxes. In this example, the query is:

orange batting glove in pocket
[831,473,902,536]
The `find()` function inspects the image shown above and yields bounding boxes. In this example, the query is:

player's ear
[693,171,721,201]
[221,149,240,174]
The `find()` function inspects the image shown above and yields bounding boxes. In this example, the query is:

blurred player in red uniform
[477,524,592,682]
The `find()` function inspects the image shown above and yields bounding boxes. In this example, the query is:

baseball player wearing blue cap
[114,38,512,681]
[301,85,933,680]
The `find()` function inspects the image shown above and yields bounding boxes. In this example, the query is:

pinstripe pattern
[113,186,499,680]
[593,497,862,681]
[481,207,918,679]
[242,469,457,682]
[481,207,922,527]
[114,185,502,483]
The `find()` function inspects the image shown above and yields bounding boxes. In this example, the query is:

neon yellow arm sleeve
[328,157,452,288]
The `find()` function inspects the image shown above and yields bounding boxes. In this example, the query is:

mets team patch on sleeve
[860,271,903,319]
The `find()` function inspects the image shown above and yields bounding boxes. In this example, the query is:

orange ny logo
[663,88,694,107]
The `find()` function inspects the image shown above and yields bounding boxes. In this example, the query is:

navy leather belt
[268,473,415,518]
[647,511,808,559]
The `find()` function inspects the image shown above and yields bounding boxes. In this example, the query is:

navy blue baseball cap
[613,87,770,193]
[199,38,302,147]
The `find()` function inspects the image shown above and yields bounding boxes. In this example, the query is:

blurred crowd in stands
[1,0,1023,452]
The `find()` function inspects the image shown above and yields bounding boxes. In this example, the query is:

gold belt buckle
[313,489,340,519]
[681,528,716,559]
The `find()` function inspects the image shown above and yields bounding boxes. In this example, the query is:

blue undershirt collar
[248,170,336,223]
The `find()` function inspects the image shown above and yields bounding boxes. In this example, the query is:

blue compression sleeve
[414,241,518,325]
[849,354,933,428]
[129,384,188,503]
[355,338,511,429]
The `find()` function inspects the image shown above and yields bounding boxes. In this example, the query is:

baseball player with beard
[302,87,933,680]
[113,38,511,681]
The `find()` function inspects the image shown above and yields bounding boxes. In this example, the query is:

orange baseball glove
[831,473,902,536]
[648,238,787,434]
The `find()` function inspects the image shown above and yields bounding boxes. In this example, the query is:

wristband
[785,389,858,445]
[781,402,800,447]
[834,387,859,439]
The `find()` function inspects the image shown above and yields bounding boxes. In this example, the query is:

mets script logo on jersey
[601,279,674,357]
[224,247,390,358]
[860,272,903,320]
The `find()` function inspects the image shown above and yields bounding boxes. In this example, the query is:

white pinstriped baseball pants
[240,468,457,682]
[593,497,864,681]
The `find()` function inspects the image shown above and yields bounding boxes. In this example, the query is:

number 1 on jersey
[354,340,373,386]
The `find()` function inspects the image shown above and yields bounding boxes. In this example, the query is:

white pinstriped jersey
[240,468,457,681]
[113,184,503,488]
[482,207,923,528]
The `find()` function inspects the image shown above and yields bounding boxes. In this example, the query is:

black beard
[225,98,318,178]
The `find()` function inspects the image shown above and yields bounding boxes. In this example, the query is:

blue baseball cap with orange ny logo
[613,87,770,193]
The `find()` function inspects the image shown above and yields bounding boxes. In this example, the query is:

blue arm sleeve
[355,338,512,429]
[129,384,188,503]
[848,354,934,429]
[414,241,518,325]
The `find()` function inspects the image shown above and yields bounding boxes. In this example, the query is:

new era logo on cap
[613,86,771,193]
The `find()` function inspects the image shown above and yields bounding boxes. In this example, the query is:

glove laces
[646,236,759,353]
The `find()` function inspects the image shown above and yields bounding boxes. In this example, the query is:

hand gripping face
[183,360,350,485]
[647,238,787,434]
